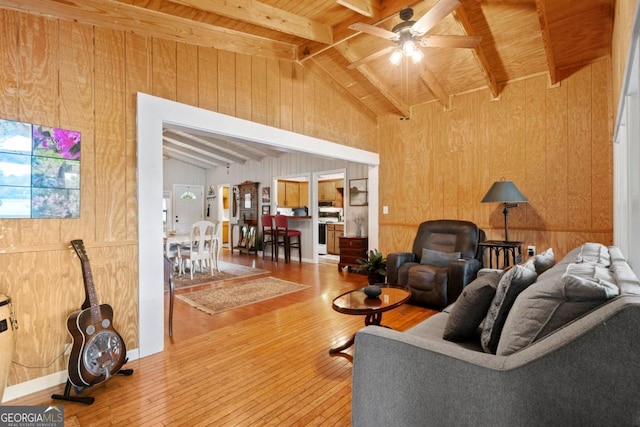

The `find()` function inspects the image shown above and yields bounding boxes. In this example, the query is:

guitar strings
[12,343,72,369]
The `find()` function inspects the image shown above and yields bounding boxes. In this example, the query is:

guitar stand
[52,366,134,405]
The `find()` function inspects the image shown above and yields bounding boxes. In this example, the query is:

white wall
[614,3,640,269]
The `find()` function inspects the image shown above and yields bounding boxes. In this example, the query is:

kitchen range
[318,203,343,255]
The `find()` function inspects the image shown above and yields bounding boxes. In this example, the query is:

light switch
[383,206,389,214]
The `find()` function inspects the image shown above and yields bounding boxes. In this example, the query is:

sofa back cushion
[480,265,538,354]
[496,264,620,355]
[443,271,501,341]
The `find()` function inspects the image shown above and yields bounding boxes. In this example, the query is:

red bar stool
[274,214,301,263]
[261,214,276,260]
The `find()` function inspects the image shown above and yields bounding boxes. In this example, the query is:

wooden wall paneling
[235,53,252,121]
[408,110,429,224]
[302,66,316,137]
[427,103,445,221]
[503,81,527,231]
[279,60,293,132]
[291,64,305,135]
[18,13,60,246]
[455,91,478,223]
[151,38,177,101]
[217,50,236,116]
[94,28,127,242]
[0,10,20,248]
[176,43,199,108]
[125,33,152,242]
[544,81,569,230]
[523,76,547,232]
[197,46,218,112]
[567,67,593,229]
[251,56,267,125]
[0,10,17,118]
[89,244,139,351]
[480,88,507,231]
[58,20,96,243]
[591,58,614,230]
[7,249,79,385]
[266,58,281,129]
[442,106,460,219]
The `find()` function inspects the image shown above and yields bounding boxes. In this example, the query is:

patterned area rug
[171,261,268,290]
[176,277,309,314]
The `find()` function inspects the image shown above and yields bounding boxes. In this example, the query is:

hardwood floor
[6,250,437,426]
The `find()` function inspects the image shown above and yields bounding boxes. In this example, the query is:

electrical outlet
[527,246,536,257]
[383,206,389,214]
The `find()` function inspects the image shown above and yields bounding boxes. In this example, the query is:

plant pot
[367,272,385,286]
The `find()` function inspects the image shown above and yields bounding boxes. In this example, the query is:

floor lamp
[481,180,528,242]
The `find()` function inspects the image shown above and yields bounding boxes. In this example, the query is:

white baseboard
[2,348,139,403]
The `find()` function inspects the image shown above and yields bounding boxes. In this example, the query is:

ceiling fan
[347,0,481,69]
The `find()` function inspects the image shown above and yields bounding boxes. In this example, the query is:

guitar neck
[80,260,102,324]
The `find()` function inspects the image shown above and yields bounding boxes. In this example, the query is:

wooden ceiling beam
[454,2,501,98]
[418,64,451,110]
[300,59,379,123]
[336,0,378,18]
[0,0,297,61]
[163,146,225,168]
[534,0,559,84]
[168,0,333,45]
[164,132,249,164]
[334,42,412,118]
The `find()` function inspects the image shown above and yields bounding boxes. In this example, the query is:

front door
[172,184,204,233]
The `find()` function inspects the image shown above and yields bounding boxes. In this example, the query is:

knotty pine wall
[0,9,376,388]
[378,58,613,260]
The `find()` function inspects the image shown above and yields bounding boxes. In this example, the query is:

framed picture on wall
[262,205,270,215]
[349,178,368,206]
[262,186,271,203]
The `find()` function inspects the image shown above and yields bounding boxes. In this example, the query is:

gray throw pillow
[534,248,555,275]
[420,248,461,268]
[576,242,611,267]
[480,265,538,354]
[497,273,619,355]
[443,271,501,342]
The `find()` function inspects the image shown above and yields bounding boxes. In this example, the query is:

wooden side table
[479,240,523,269]
[338,236,368,272]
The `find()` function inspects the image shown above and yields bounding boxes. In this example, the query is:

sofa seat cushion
[481,265,538,354]
[496,266,620,356]
[443,271,501,342]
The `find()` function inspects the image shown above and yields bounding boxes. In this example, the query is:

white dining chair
[179,220,217,280]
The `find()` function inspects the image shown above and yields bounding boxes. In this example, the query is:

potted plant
[356,249,387,286]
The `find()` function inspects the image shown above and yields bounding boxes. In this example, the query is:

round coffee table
[329,285,411,355]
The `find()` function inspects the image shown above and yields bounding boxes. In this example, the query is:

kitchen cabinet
[222,221,229,244]
[327,223,344,255]
[318,179,344,204]
[277,180,309,207]
[338,237,368,272]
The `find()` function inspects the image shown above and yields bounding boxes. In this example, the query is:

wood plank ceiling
[2,0,614,168]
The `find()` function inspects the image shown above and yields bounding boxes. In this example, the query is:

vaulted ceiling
[5,0,614,167]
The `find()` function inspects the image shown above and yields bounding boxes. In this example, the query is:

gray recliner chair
[387,220,485,308]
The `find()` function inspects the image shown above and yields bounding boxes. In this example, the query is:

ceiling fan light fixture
[402,39,417,57]
[389,49,403,65]
[411,49,424,63]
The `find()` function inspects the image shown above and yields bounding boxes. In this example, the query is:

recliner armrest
[386,252,415,284]
[447,258,482,303]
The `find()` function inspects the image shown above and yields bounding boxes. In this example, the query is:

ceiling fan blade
[411,0,462,36]
[347,46,396,69]
[349,22,398,41]
[419,35,482,49]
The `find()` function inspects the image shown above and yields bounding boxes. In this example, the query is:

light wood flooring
[7,250,437,426]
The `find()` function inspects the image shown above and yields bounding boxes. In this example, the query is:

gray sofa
[351,243,640,426]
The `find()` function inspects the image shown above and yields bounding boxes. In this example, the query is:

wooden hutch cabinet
[338,236,368,272]
[237,181,259,225]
